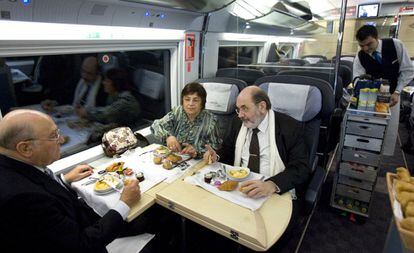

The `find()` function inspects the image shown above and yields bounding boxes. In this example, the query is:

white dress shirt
[241,112,272,176]
[353,38,414,93]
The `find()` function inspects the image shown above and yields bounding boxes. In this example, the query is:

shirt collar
[374,39,382,55]
[256,111,269,133]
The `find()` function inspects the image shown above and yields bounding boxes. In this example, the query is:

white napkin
[184,163,269,211]
[106,233,155,253]
[72,159,166,217]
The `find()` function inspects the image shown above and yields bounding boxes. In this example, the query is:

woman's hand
[166,136,181,152]
[181,143,197,158]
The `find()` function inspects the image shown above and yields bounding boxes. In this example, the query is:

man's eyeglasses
[235,107,249,115]
[26,129,62,142]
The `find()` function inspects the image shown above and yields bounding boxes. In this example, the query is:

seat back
[216,68,265,86]
[0,63,17,114]
[301,55,327,64]
[255,75,335,167]
[277,70,343,105]
[133,68,166,120]
[196,77,246,140]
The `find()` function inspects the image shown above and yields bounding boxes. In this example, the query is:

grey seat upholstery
[133,68,166,120]
[277,70,343,106]
[216,68,265,86]
[0,63,17,114]
[255,75,336,165]
[196,77,247,140]
[255,75,333,214]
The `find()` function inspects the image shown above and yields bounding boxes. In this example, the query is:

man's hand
[239,180,277,199]
[41,99,57,113]
[390,92,400,107]
[75,106,88,118]
[181,143,197,158]
[64,164,93,184]
[120,180,141,207]
[203,144,217,164]
[166,136,181,152]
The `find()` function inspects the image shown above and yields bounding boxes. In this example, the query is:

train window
[218,46,259,69]
[0,49,171,158]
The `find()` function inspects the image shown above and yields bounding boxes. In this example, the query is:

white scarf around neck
[234,110,285,177]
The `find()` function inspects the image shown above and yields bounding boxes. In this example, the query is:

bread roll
[401,217,414,232]
[397,167,411,182]
[218,181,238,191]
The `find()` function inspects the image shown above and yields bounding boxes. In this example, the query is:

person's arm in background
[150,107,182,152]
[395,39,414,93]
[352,54,366,80]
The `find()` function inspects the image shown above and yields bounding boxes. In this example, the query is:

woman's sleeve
[150,108,177,143]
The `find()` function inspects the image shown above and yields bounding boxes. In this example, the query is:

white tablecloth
[184,162,269,211]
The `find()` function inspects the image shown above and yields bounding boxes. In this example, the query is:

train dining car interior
[1,0,414,252]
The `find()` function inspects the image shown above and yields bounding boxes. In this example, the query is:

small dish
[226,167,250,182]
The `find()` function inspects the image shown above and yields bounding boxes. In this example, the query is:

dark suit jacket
[0,154,126,253]
[217,111,310,201]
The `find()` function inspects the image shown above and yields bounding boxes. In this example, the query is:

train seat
[196,77,247,140]
[215,68,265,86]
[256,76,328,215]
[133,68,166,120]
[301,55,327,64]
[254,75,336,167]
[277,70,343,106]
[0,62,17,114]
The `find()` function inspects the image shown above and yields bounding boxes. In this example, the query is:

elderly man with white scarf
[204,86,310,247]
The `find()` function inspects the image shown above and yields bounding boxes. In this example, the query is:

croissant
[397,167,411,183]
[405,202,414,217]
[397,191,414,209]
[401,217,414,232]
[218,181,238,191]
[395,180,414,194]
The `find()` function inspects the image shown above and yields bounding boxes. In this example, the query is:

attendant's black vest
[358,38,400,93]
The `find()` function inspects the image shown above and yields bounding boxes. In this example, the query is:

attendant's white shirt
[353,38,414,93]
[241,112,271,176]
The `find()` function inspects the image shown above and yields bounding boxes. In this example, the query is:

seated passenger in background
[41,56,107,111]
[76,67,141,128]
[151,82,221,158]
[0,109,147,253]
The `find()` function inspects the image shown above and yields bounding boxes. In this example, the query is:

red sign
[185,34,195,61]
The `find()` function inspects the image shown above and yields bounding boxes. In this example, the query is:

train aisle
[293,122,414,253]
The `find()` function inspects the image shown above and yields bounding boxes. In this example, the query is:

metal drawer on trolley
[335,183,372,203]
[345,121,385,139]
[344,134,382,152]
[341,148,380,167]
[338,174,374,191]
[347,115,388,126]
[339,162,377,183]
